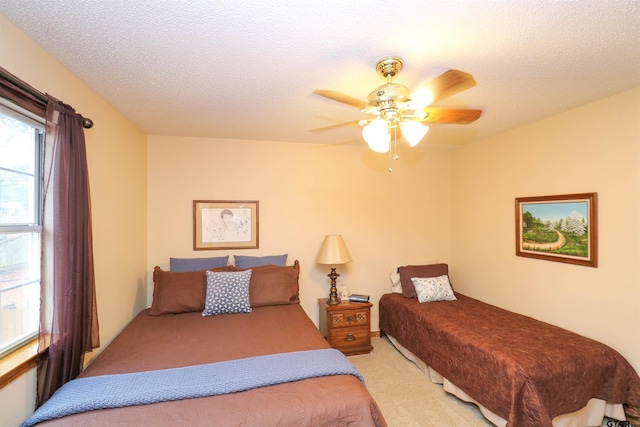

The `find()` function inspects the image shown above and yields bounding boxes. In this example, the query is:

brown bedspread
[379,292,640,427]
[38,304,386,426]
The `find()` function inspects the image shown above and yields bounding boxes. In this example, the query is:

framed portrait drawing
[194,200,259,250]
[515,193,597,267]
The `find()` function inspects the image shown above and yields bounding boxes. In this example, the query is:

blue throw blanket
[22,348,364,427]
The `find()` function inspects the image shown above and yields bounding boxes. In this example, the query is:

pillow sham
[202,269,253,316]
[170,256,229,272]
[234,254,287,269]
[399,263,451,299]
[150,265,233,316]
[234,262,300,307]
[411,275,457,303]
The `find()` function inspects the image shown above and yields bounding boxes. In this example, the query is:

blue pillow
[202,269,252,316]
[234,254,287,269]
[170,256,229,272]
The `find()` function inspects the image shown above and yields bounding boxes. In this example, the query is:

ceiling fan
[311,56,482,153]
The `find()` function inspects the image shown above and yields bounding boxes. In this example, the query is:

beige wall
[450,87,640,371]
[1,15,148,426]
[147,136,453,330]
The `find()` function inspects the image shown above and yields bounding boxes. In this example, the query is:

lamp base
[327,267,341,305]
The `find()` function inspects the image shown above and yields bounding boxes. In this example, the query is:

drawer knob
[344,333,356,342]
[346,315,354,323]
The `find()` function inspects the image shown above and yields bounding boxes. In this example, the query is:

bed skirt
[385,334,628,427]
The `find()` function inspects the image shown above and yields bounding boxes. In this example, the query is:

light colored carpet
[348,336,616,427]
[348,336,494,427]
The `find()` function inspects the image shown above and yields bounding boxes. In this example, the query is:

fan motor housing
[367,83,411,107]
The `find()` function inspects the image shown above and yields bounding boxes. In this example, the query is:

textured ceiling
[1,0,639,149]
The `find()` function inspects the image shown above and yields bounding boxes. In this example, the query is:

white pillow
[411,275,457,303]
[390,269,402,293]
[202,269,252,316]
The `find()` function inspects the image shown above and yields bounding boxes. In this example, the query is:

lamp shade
[362,120,390,153]
[316,235,352,265]
[400,121,429,147]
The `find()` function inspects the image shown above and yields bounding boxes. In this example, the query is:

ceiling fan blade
[313,90,368,109]
[419,108,482,124]
[425,70,477,105]
[309,119,362,132]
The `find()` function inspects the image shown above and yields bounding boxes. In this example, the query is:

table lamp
[316,235,352,305]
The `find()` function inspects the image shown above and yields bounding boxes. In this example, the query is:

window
[0,104,43,357]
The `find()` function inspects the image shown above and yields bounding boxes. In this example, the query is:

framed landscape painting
[515,193,597,267]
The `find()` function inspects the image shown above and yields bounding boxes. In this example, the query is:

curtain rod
[0,68,94,129]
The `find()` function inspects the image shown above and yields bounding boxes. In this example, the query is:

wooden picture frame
[193,200,259,250]
[515,193,597,267]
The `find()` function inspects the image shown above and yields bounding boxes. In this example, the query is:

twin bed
[24,259,386,426]
[379,263,640,427]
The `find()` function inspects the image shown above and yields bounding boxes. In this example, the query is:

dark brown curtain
[36,96,100,406]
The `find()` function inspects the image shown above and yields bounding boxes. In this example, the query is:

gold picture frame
[515,193,597,267]
[193,200,259,250]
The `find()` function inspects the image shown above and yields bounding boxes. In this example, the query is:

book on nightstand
[348,294,370,303]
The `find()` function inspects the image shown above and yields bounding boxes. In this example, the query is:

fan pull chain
[389,125,399,172]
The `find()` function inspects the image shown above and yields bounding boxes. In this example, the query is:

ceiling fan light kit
[362,119,390,153]
[312,56,482,167]
[399,120,429,147]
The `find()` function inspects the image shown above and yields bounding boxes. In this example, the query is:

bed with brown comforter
[26,262,386,426]
[380,264,640,427]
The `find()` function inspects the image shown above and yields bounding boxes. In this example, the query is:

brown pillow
[234,261,300,307]
[399,263,450,299]
[150,265,233,315]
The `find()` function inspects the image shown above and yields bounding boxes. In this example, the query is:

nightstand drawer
[329,308,369,329]
[329,327,370,349]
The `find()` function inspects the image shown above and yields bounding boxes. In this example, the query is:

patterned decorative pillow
[202,269,252,316]
[411,275,457,303]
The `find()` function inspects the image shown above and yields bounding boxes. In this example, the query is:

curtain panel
[36,96,100,406]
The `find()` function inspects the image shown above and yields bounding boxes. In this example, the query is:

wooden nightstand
[318,298,373,356]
